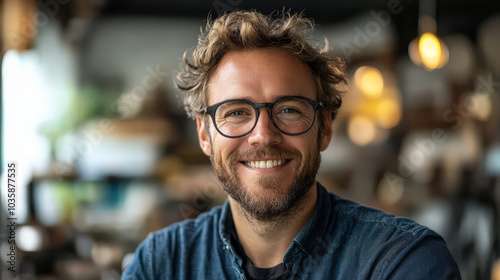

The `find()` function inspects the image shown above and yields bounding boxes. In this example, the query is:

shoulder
[329,193,432,238]
[122,205,224,279]
[149,204,223,247]
[326,193,461,279]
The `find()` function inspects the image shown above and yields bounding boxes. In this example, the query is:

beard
[210,142,321,222]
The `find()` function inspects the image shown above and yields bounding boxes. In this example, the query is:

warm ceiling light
[419,33,448,70]
[409,33,449,71]
[348,115,377,146]
[376,99,401,129]
[409,0,449,71]
[419,33,441,69]
[354,66,384,98]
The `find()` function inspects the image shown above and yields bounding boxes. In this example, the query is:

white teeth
[245,160,287,169]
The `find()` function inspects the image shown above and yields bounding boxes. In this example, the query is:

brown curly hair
[175,10,347,125]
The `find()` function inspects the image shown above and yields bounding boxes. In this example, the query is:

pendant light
[408,0,449,71]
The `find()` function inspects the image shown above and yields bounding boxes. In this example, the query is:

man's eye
[281,108,298,114]
[228,110,246,117]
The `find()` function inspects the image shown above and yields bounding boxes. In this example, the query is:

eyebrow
[219,93,304,103]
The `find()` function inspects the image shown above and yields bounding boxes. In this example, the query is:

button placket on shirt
[222,238,246,279]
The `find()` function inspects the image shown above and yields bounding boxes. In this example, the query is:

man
[122,10,461,279]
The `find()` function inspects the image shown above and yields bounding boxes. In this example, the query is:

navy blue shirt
[122,183,461,279]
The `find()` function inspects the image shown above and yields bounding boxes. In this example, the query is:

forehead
[207,48,316,104]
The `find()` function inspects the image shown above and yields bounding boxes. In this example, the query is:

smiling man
[122,10,461,279]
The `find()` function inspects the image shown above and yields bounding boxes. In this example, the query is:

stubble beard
[210,143,321,223]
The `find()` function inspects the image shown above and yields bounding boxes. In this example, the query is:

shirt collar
[219,199,236,254]
[287,182,331,258]
[218,182,332,258]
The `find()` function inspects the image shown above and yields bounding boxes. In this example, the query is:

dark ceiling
[98,0,499,21]
[96,0,500,54]
[56,0,499,56]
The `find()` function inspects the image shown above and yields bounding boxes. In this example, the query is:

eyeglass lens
[214,97,316,137]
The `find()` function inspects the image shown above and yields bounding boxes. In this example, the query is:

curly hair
[175,10,347,124]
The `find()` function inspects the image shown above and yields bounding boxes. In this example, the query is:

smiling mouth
[243,159,291,169]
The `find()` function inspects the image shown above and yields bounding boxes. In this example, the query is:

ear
[196,114,212,156]
[320,114,333,151]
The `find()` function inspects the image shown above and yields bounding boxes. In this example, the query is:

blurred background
[0,0,499,279]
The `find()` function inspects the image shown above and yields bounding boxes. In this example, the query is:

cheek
[298,130,322,161]
[212,134,240,159]
[303,122,321,145]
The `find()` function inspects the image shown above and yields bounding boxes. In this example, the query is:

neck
[229,183,317,268]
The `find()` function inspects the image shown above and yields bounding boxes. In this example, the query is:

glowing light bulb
[348,115,376,146]
[377,99,401,129]
[354,66,384,98]
[412,32,449,70]
[419,33,441,70]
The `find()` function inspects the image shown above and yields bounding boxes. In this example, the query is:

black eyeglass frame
[202,95,323,138]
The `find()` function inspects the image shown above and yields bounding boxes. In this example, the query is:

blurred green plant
[40,77,123,150]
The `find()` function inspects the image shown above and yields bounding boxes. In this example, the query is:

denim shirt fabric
[122,183,461,279]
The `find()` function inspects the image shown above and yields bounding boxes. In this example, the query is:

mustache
[229,146,301,162]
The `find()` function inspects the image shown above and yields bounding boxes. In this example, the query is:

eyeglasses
[202,95,323,138]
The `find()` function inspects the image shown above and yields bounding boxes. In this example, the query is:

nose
[247,108,282,146]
